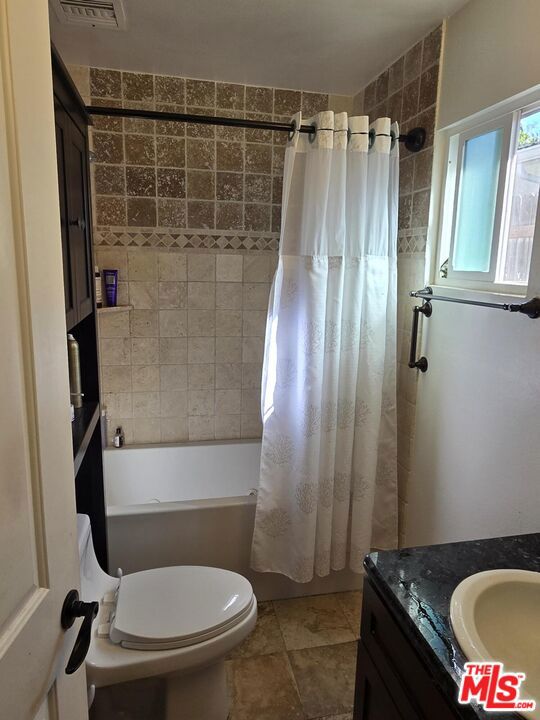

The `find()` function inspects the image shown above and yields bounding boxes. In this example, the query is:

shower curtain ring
[288,119,297,141]
[308,123,317,143]
[368,128,375,149]
[390,129,397,150]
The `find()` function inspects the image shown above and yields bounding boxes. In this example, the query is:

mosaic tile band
[94,227,280,252]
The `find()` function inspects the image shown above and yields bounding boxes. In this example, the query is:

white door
[0,1,88,718]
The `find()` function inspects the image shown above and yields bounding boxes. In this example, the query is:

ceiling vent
[50,0,126,30]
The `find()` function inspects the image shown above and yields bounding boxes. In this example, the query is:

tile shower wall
[353,25,442,544]
[69,65,333,444]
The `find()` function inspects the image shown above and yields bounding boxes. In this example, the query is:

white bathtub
[104,440,361,601]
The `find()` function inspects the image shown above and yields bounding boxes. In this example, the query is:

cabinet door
[66,119,93,323]
[54,101,78,329]
[354,642,403,720]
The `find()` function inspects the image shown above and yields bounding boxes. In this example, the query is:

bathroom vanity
[353,534,540,720]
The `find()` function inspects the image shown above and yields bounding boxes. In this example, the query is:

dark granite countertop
[365,533,540,720]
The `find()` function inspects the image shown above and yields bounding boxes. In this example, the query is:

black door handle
[408,300,431,372]
[61,589,99,675]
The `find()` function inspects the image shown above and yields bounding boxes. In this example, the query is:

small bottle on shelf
[94,265,103,308]
[113,426,124,448]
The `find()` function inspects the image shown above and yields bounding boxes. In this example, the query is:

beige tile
[96,249,128,282]
[188,416,215,441]
[99,309,130,338]
[158,281,187,309]
[188,309,216,336]
[128,252,157,281]
[216,282,243,310]
[187,254,216,281]
[242,363,262,389]
[216,363,242,389]
[216,254,243,282]
[188,337,215,364]
[132,391,160,418]
[158,198,186,227]
[131,338,159,365]
[243,283,270,310]
[243,255,271,282]
[241,388,260,415]
[102,365,132,393]
[241,413,262,439]
[188,281,215,309]
[226,652,304,720]
[125,134,155,166]
[188,364,215,389]
[216,310,242,336]
[100,337,131,365]
[130,310,158,337]
[129,281,158,309]
[242,337,264,363]
[160,364,188,391]
[159,310,188,337]
[335,591,362,639]
[132,417,161,444]
[188,389,214,416]
[214,414,241,440]
[243,310,267,337]
[158,253,187,281]
[273,594,355,651]
[216,336,242,363]
[160,416,188,443]
[159,337,187,364]
[215,388,241,415]
[102,392,132,418]
[229,603,285,660]
[127,197,157,227]
[160,390,188,418]
[132,365,160,392]
[288,642,356,719]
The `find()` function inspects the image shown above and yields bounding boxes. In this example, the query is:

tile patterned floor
[226,591,362,720]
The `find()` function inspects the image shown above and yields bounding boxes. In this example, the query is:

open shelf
[97,305,133,314]
[72,401,100,475]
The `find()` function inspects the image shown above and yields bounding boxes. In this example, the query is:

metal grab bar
[410,287,540,318]
[408,300,431,372]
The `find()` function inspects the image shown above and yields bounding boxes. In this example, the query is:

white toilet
[78,514,257,719]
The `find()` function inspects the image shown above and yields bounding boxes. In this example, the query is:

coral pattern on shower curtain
[251,111,398,582]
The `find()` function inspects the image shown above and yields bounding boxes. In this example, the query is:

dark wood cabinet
[53,71,93,330]
[52,46,108,570]
[354,578,462,720]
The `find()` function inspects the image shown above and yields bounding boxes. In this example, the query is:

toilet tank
[78,514,117,601]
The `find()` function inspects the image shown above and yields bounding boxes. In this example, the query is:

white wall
[404,0,540,546]
[438,0,540,129]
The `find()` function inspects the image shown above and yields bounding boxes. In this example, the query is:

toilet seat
[109,566,254,651]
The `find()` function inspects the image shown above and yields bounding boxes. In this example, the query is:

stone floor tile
[226,652,305,720]
[288,642,357,719]
[228,601,286,659]
[273,593,355,651]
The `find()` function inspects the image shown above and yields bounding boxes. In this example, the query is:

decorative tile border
[93,227,280,252]
[397,229,427,254]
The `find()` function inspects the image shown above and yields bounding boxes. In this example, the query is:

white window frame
[435,89,540,296]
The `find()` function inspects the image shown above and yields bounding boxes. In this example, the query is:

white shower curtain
[251,111,398,583]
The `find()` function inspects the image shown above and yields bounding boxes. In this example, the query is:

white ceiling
[50,0,470,96]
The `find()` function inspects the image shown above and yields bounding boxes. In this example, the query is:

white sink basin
[451,569,540,719]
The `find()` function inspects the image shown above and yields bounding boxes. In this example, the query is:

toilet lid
[109,566,254,651]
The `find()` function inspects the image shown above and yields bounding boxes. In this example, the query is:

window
[439,101,540,290]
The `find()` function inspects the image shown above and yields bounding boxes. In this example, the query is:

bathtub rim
[107,493,257,517]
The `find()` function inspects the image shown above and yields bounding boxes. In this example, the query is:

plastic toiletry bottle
[67,334,84,409]
[94,266,103,308]
[113,426,124,448]
[103,269,118,307]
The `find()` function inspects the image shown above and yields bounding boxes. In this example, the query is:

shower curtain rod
[86,105,427,152]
